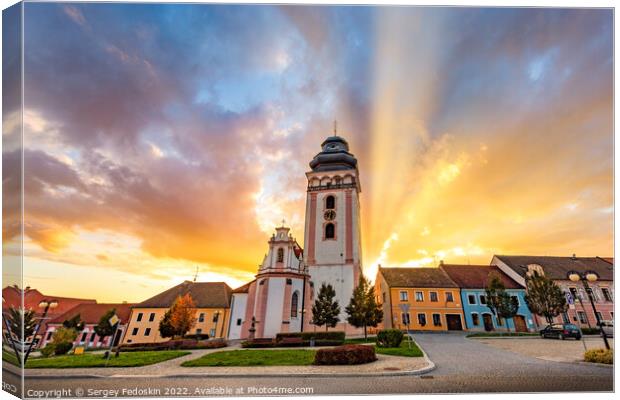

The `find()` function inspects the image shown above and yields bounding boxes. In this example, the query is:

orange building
[375,267,465,331]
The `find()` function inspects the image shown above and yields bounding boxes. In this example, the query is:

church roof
[309,135,358,172]
[136,281,232,308]
[379,267,458,288]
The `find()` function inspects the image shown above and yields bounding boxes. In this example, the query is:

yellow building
[375,267,465,331]
[122,281,232,345]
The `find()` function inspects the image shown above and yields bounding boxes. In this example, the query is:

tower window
[325,223,335,239]
[291,292,299,318]
[325,195,335,210]
[277,248,284,263]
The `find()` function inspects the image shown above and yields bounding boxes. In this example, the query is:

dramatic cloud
[4,4,612,301]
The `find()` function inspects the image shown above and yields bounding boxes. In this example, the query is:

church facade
[227,134,363,339]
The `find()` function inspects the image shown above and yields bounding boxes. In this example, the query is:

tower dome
[309,135,358,172]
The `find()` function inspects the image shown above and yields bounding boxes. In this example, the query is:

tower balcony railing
[307,182,358,192]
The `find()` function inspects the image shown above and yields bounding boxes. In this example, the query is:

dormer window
[325,195,335,210]
[526,264,544,277]
[277,248,284,263]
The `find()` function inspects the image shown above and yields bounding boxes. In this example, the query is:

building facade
[492,255,614,328]
[122,281,232,345]
[375,267,465,331]
[440,264,536,332]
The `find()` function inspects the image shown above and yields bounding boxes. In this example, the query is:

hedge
[120,339,227,352]
[584,348,613,364]
[314,344,377,365]
[241,338,344,348]
[377,329,404,348]
[275,331,345,343]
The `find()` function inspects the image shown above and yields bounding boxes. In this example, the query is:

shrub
[54,342,73,355]
[314,344,377,365]
[241,339,275,348]
[376,329,404,348]
[119,339,226,352]
[40,344,56,358]
[275,331,345,344]
[584,348,613,364]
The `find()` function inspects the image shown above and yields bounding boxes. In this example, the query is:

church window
[325,223,335,239]
[286,278,292,285]
[277,248,284,263]
[325,195,335,210]
[291,292,299,318]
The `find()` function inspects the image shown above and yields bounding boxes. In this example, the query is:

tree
[63,314,85,331]
[485,273,519,332]
[524,271,568,324]
[94,308,117,345]
[6,306,37,343]
[158,309,176,339]
[168,294,196,338]
[311,283,340,332]
[345,275,383,339]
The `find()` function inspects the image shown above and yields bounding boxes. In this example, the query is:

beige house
[122,281,232,345]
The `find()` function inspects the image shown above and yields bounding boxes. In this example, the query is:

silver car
[600,320,614,338]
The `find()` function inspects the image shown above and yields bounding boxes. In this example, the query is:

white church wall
[227,293,247,340]
[288,278,305,332]
[309,264,356,321]
[264,277,286,337]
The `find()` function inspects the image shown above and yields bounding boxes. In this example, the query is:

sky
[2,4,613,302]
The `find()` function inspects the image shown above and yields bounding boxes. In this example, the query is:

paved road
[2,333,613,397]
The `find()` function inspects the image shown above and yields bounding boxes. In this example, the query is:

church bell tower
[303,133,362,332]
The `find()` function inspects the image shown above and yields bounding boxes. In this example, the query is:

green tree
[94,308,117,344]
[158,309,176,339]
[345,275,384,339]
[485,273,519,332]
[6,306,37,344]
[311,283,340,332]
[62,314,85,331]
[524,271,568,324]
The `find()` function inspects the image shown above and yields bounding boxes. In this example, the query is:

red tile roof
[137,281,232,308]
[378,267,458,288]
[494,255,614,281]
[47,303,134,325]
[440,264,522,289]
[232,281,254,294]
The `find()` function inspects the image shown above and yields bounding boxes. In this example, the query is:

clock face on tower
[324,210,336,221]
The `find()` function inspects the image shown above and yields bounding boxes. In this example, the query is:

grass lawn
[375,340,423,357]
[467,332,539,338]
[2,349,20,366]
[23,350,190,369]
[182,349,316,367]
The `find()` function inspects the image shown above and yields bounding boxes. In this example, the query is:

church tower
[303,134,362,332]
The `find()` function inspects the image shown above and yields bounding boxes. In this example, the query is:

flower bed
[584,348,613,364]
[314,344,377,365]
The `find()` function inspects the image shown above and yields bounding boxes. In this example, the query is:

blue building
[440,264,536,332]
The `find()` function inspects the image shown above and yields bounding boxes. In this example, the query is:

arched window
[277,248,284,263]
[291,292,299,318]
[325,195,335,210]
[325,223,335,239]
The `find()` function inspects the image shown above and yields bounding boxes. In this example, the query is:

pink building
[41,303,134,349]
[492,255,613,328]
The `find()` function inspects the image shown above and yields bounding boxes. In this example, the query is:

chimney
[439,260,444,266]
[572,253,577,260]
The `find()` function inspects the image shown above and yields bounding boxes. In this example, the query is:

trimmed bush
[241,340,276,348]
[314,344,377,365]
[376,329,404,348]
[119,339,227,352]
[275,331,345,345]
[54,342,73,355]
[40,344,56,358]
[584,348,613,364]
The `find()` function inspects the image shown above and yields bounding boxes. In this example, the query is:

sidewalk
[9,343,434,379]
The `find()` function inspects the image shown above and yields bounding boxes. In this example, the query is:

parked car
[540,323,582,340]
[599,321,614,338]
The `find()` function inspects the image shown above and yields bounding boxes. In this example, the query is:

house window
[277,248,284,263]
[446,292,454,302]
[46,331,53,340]
[472,313,480,326]
[89,333,96,343]
[511,296,519,306]
[236,318,242,326]
[259,279,265,285]
[199,313,205,323]
[149,313,155,322]
[286,278,292,285]
[291,292,299,318]
[209,329,216,337]
[325,223,335,239]
[479,295,487,305]
[196,329,202,335]
[144,328,151,336]
[430,292,438,302]
[468,294,477,305]
[569,287,579,301]
[602,288,612,302]
[432,314,441,326]
[325,195,335,210]
[578,311,587,324]
[131,328,138,335]
[213,313,220,323]
[81,332,88,342]
[136,312,143,322]
[401,313,410,325]
[595,312,603,323]
[417,313,427,326]
[399,291,408,301]
[415,291,424,302]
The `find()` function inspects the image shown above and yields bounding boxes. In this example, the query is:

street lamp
[568,271,610,350]
[24,299,58,363]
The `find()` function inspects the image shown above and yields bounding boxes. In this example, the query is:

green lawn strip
[466,332,539,338]
[375,341,423,357]
[2,349,20,366]
[24,350,190,369]
[182,349,316,367]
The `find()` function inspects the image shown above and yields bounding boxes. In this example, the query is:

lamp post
[568,271,610,350]
[24,299,58,363]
